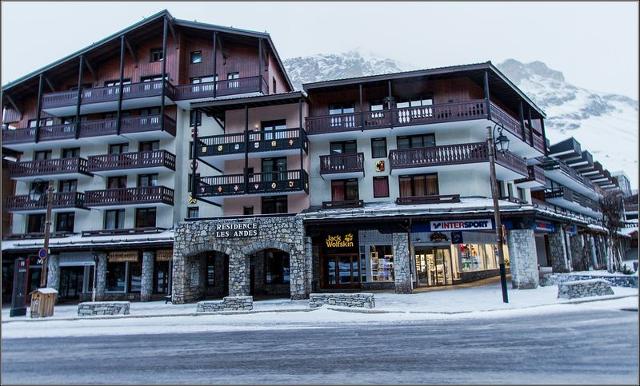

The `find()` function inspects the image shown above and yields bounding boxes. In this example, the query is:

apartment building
[2,10,625,304]
[1,10,293,302]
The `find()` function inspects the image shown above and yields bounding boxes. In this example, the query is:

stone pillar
[289,250,307,300]
[228,253,250,297]
[569,235,585,271]
[304,236,313,297]
[589,235,598,270]
[507,229,539,289]
[140,251,154,302]
[548,227,570,273]
[96,253,107,300]
[392,232,412,294]
[564,229,573,272]
[46,254,60,291]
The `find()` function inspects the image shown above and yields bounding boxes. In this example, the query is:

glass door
[323,254,360,288]
[415,247,454,287]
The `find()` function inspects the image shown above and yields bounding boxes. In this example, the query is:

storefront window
[106,262,126,292]
[265,250,290,284]
[128,260,142,293]
[370,245,394,281]
[455,243,499,272]
[154,261,170,294]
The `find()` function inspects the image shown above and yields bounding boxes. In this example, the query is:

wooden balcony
[174,76,268,101]
[8,157,92,181]
[322,200,364,209]
[81,227,167,237]
[541,158,602,200]
[2,114,176,150]
[545,187,601,217]
[319,153,365,179]
[388,142,528,180]
[305,100,545,154]
[88,150,176,176]
[515,164,546,190]
[5,192,86,213]
[84,186,174,208]
[41,80,176,115]
[196,128,308,168]
[198,170,309,199]
[395,194,461,205]
[3,232,74,240]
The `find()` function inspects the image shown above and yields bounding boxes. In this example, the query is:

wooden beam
[124,36,138,63]
[483,70,491,120]
[116,35,126,135]
[167,19,177,44]
[212,31,217,98]
[160,16,168,132]
[34,74,44,143]
[4,93,22,116]
[84,56,96,80]
[75,55,84,139]
[43,76,55,92]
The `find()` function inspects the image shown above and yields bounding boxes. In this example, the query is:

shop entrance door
[323,254,360,288]
[59,266,84,301]
[415,247,453,287]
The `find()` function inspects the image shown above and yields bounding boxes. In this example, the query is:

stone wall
[541,273,638,288]
[196,296,253,312]
[173,215,309,304]
[557,279,614,299]
[392,232,412,294]
[46,255,60,291]
[95,253,107,300]
[140,251,154,302]
[77,301,130,316]
[548,228,570,273]
[309,293,375,309]
[507,229,539,289]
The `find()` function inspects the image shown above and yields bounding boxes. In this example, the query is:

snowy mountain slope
[283,53,638,187]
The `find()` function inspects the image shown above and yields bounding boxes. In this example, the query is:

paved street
[2,306,638,384]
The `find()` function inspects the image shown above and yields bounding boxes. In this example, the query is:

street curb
[2,294,636,324]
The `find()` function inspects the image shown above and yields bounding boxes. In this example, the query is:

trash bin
[30,288,58,318]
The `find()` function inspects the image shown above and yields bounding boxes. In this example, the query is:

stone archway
[172,215,310,303]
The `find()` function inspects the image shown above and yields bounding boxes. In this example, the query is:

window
[55,212,75,233]
[264,249,290,284]
[328,103,356,128]
[189,110,202,127]
[396,97,433,109]
[62,148,80,158]
[261,120,287,140]
[507,183,514,199]
[128,258,142,293]
[262,196,288,214]
[517,187,527,203]
[106,262,126,292]
[28,118,53,128]
[190,50,202,64]
[137,174,158,187]
[135,208,156,228]
[103,79,131,87]
[27,214,46,233]
[399,174,439,197]
[496,180,505,199]
[330,141,357,155]
[139,141,159,152]
[109,143,129,155]
[207,258,215,286]
[34,150,51,160]
[371,138,387,158]
[227,72,240,88]
[187,207,199,219]
[261,158,287,182]
[396,97,434,123]
[331,179,359,202]
[369,101,385,119]
[107,176,127,189]
[373,176,389,198]
[104,209,125,230]
[370,245,394,282]
[30,181,48,196]
[397,134,435,150]
[150,48,163,62]
[58,179,77,193]
[243,206,254,215]
[272,78,277,94]
[153,261,170,294]
[191,75,216,84]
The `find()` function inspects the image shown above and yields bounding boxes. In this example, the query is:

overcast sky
[2,1,638,98]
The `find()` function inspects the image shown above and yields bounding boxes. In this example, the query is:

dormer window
[150,48,163,62]
[190,51,202,64]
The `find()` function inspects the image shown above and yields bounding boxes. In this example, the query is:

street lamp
[29,179,54,288]
[487,124,510,303]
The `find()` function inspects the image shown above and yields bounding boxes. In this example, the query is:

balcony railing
[542,158,601,194]
[198,170,309,197]
[319,153,365,175]
[88,150,176,173]
[322,200,364,209]
[174,76,268,100]
[81,227,167,237]
[42,80,176,109]
[197,128,307,157]
[395,194,461,205]
[8,157,91,179]
[545,187,600,212]
[5,192,86,212]
[84,186,174,207]
[389,142,528,176]
[3,232,74,240]
[515,164,546,186]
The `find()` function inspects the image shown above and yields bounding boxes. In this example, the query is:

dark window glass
[190,110,202,127]
[103,79,131,87]
[106,262,126,292]
[128,259,142,293]
[138,174,158,187]
[140,75,166,83]
[396,134,435,149]
[136,208,156,228]
[373,176,389,198]
[34,150,51,160]
[55,212,75,232]
[139,141,159,152]
[262,196,287,214]
[371,138,387,158]
[260,158,287,182]
[227,72,240,88]
[243,206,254,215]
[330,141,357,155]
[153,261,170,294]
[329,103,355,115]
[517,187,527,203]
[104,209,125,230]
[62,148,80,158]
[107,176,127,189]
[331,179,359,201]
[261,120,287,140]
[272,78,277,94]
[496,180,505,198]
[187,207,199,219]
[150,48,163,62]
[398,174,439,197]
[396,97,433,108]
[30,181,48,197]
[207,259,215,286]
[188,173,200,193]
[264,249,290,284]
[58,179,77,193]
[190,51,202,64]
[109,143,129,155]
[27,214,46,233]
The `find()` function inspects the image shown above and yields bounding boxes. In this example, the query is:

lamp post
[487,124,510,303]
[29,179,54,288]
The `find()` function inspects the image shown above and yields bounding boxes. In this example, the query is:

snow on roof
[1,230,175,252]
[32,288,58,294]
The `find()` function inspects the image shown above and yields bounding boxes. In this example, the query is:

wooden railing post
[74,56,84,139]
[484,70,491,120]
[34,73,44,143]
[212,31,217,99]
[160,16,168,133]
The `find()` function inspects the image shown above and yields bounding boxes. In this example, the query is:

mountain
[283,53,638,187]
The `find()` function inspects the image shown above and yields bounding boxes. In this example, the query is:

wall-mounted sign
[325,233,355,248]
[215,223,259,238]
[430,232,449,242]
[535,221,556,233]
[375,160,385,172]
[430,219,493,231]
[451,231,463,244]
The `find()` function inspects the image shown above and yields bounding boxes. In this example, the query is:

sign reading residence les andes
[215,223,259,238]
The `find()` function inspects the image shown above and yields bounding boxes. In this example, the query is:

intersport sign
[430,219,493,231]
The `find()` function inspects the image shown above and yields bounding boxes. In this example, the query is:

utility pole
[40,181,54,288]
